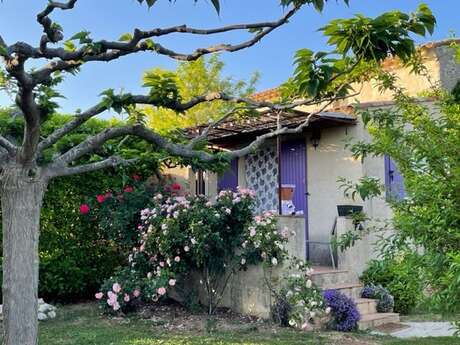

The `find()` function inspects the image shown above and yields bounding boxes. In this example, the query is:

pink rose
[96,194,105,203]
[95,292,103,300]
[112,283,122,293]
[168,279,176,286]
[184,246,190,252]
[157,287,167,296]
[124,294,130,302]
[174,256,180,263]
[79,204,90,215]
[113,301,120,311]
[124,185,134,193]
[133,289,141,298]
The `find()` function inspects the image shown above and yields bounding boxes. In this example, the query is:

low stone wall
[336,216,372,277]
[218,216,306,318]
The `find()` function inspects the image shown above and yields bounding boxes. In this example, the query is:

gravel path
[375,322,457,338]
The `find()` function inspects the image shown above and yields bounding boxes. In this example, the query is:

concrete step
[321,283,363,299]
[310,267,357,286]
[355,298,377,315]
[358,312,400,330]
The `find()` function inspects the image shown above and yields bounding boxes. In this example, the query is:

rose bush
[97,187,291,314]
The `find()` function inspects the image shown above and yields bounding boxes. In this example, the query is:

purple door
[384,155,405,200]
[218,158,239,192]
[280,139,307,214]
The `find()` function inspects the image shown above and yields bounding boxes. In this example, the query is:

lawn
[2,303,457,345]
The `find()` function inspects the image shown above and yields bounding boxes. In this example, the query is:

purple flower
[322,289,360,332]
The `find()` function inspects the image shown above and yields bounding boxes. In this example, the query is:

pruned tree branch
[47,155,137,178]
[0,135,17,156]
[27,6,298,83]
[37,0,78,44]
[50,88,343,175]
[36,91,242,154]
[15,87,42,163]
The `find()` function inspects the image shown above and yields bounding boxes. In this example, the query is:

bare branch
[0,135,17,156]
[29,6,298,81]
[53,92,339,167]
[47,155,137,178]
[187,105,254,149]
[37,0,78,44]
[37,91,241,154]
[227,98,338,159]
[54,125,218,165]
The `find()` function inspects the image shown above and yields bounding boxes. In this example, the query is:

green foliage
[37,172,128,302]
[280,0,348,11]
[144,55,259,134]
[136,0,221,13]
[337,176,383,201]
[143,68,182,107]
[350,90,460,313]
[281,4,435,100]
[322,4,435,62]
[360,256,423,314]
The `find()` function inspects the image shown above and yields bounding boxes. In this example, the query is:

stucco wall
[219,216,306,318]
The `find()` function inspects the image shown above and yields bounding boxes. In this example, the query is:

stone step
[321,283,363,299]
[355,298,377,315]
[310,267,357,286]
[358,312,400,330]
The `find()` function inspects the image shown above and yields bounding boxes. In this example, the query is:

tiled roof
[250,88,281,102]
[186,108,356,143]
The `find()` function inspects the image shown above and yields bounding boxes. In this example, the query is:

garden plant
[0,0,436,343]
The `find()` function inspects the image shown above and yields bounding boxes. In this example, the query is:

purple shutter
[218,158,239,192]
[280,139,307,214]
[384,155,405,200]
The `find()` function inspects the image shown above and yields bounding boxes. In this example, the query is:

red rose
[124,186,134,193]
[96,194,105,203]
[79,204,90,214]
[170,182,181,191]
[132,174,141,181]
[104,192,112,199]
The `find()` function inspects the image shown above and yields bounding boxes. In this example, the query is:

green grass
[2,303,459,345]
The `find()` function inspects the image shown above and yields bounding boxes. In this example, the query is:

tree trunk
[1,167,47,345]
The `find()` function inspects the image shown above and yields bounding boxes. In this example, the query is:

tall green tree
[144,55,259,134]
[350,88,460,314]
[0,0,434,344]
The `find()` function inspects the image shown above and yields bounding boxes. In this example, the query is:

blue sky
[0,0,459,115]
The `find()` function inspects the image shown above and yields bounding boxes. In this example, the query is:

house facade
[166,40,459,316]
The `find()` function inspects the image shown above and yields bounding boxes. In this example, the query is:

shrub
[96,267,171,314]
[38,172,155,302]
[322,289,360,332]
[361,284,394,313]
[98,187,292,314]
[360,256,423,314]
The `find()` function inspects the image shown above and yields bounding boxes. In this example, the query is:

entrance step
[355,298,377,315]
[321,283,363,299]
[310,266,357,286]
[314,266,399,330]
[358,312,400,330]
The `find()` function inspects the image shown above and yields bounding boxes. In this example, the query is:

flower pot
[336,205,363,217]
